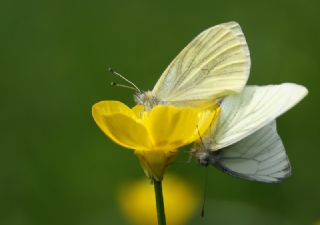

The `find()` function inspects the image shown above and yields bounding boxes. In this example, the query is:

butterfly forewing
[206,83,308,150]
[152,22,250,105]
[210,121,291,183]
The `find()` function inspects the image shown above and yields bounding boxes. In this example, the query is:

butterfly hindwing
[208,121,291,183]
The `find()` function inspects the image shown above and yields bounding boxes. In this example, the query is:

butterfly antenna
[108,67,141,93]
[197,127,208,218]
[197,127,205,148]
[201,167,208,218]
[188,127,205,163]
[110,82,137,91]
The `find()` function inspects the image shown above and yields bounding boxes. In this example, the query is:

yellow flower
[118,174,200,225]
[92,101,219,180]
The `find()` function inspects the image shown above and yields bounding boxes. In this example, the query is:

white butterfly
[117,21,307,183]
[194,84,307,182]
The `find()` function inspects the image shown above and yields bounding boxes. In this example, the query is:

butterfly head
[107,67,162,110]
[134,91,159,111]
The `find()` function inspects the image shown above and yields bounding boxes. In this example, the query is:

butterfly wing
[152,22,250,105]
[205,83,308,150]
[209,121,291,183]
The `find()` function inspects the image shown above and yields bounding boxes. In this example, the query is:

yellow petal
[132,104,145,118]
[195,104,221,138]
[92,101,152,150]
[145,105,200,150]
[93,100,135,118]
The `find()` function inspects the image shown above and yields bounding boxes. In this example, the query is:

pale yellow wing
[152,22,250,104]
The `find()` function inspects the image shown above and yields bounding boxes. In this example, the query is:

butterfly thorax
[191,144,208,167]
[191,143,220,167]
[134,91,159,110]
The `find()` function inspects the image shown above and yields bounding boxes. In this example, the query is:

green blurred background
[1,0,319,224]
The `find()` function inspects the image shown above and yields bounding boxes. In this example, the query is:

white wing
[205,83,308,150]
[152,21,250,105]
[208,122,291,183]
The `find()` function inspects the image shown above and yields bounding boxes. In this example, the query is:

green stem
[153,179,166,225]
